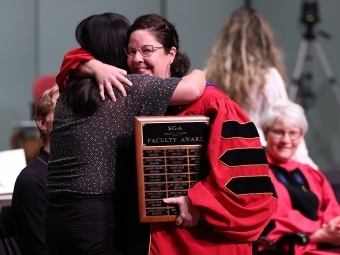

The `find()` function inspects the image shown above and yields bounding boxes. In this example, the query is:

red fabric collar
[265,151,300,171]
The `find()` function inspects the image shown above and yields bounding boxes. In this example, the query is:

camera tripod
[288,29,340,108]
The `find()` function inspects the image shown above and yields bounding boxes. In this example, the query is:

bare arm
[75,59,205,104]
[74,59,132,101]
[168,69,206,106]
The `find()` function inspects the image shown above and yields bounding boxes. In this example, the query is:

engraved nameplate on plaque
[134,116,210,222]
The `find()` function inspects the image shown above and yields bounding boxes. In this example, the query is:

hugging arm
[57,47,205,104]
[56,48,132,101]
[168,70,205,105]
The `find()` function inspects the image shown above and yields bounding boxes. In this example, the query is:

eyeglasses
[124,45,164,57]
[269,129,302,141]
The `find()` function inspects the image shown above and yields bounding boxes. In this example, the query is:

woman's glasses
[124,45,164,57]
[269,129,302,140]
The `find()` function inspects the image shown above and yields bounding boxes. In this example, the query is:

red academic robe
[56,48,278,255]
[266,153,340,255]
[150,87,278,255]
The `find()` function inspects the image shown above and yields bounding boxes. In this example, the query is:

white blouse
[243,67,318,169]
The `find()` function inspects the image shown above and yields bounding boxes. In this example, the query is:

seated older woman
[260,99,340,255]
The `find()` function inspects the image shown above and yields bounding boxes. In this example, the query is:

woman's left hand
[163,196,201,227]
[322,216,340,233]
[77,59,133,101]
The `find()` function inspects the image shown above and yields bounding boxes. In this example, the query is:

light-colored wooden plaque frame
[134,116,210,223]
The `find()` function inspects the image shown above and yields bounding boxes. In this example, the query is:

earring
[42,129,47,134]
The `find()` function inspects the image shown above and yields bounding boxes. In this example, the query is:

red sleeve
[56,48,95,91]
[179,87,278,242]
[316,169,340,224]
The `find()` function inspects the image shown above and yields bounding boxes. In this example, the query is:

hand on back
[82,59,133,101]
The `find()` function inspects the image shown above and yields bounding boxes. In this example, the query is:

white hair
[260,99,308,134]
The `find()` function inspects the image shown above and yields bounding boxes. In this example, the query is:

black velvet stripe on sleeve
[225,176,277,197]
[219,148,268,167]
[221,121,259,139]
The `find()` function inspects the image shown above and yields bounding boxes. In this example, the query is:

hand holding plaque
[163,196,201,227]
[134,116,210,223]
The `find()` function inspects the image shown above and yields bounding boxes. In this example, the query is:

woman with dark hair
[55,13,278,255]
[45,13,205,255]
[126,14,190,78]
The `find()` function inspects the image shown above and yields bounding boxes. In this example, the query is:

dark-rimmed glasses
[124,45,164,57]
[269,129,302,141]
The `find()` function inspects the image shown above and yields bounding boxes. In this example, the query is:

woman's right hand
[310,216,340,246]
[163,196,201,228]
[77,59,133,101]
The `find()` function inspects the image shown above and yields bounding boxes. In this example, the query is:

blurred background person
[10,75,57,165]
[205,6,318,169]
[12,84,59,255]
[260,99,340,255]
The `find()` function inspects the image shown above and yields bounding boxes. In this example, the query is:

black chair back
[0,205,20,255]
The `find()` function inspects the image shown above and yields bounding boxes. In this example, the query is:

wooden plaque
[134,116,210,223]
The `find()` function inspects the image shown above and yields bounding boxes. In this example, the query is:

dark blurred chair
[252,235,275,255]
[253,232,340,255]
[10,121,41,165]
[253,233,309,255]
[0,205,20,255]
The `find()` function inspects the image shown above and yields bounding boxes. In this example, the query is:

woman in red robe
[55,13,278,255]
[260,99,340,255]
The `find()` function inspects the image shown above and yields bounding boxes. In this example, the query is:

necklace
[37,157,48,166]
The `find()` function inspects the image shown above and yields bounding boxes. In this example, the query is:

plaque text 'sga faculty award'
[134,116,210,222]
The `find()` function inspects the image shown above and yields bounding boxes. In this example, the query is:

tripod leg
[289,40,310,102]
[313,40,335,80]
[312,41,340,107]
